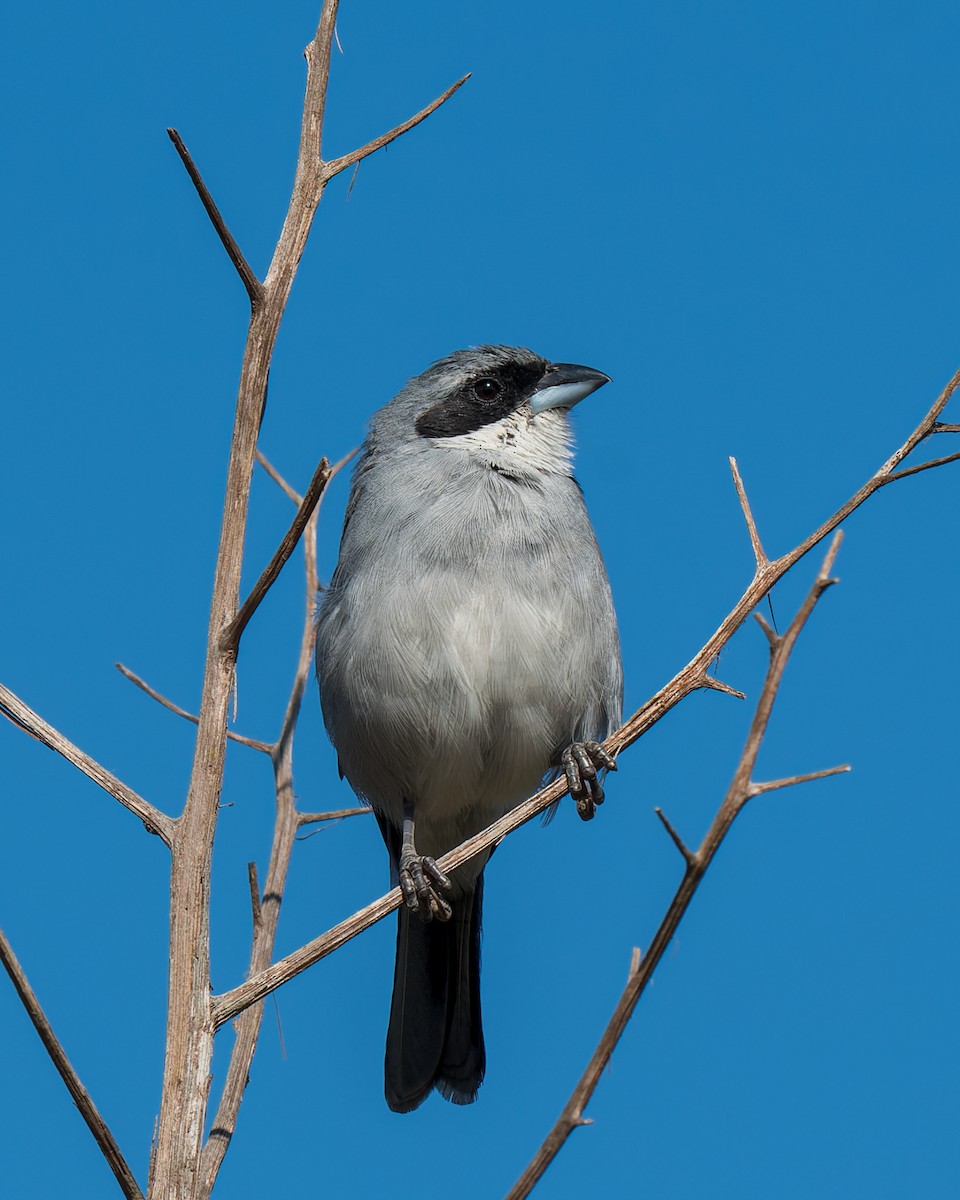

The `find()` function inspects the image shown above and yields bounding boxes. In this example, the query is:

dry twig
[506,535,851,1199]
[0,684,174,845]
[0,929,144,1200]
[210,367,959,1027]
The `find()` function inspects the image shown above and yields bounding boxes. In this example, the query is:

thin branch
[0,928,144,1200]
[883,448,960,483]
[166,129,264,308]
[297,806,371,827]
[247,862,263,930]
[729,456,768,566]
[210,361,960,1030]
[200,493,321,1195]
[114,664,273,754]
[754,611,778,647]
[256,450,303,504]
[605,365,960,767]
[322,74,471,181]
[258,445,359,509]
[933,421,960,433]
[0,683,174,846]
[222,457,333,652]
[505,535,846,1200]
[701,674,746,699]
[749,764,851,796]
[654,807,696,866]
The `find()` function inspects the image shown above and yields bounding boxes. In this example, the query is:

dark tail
[384,872,485,1113]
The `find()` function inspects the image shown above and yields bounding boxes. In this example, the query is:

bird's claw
[562,740,617,822]
[399,853,453,922]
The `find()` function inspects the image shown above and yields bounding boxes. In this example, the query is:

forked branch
[505,535,850,1199]
[210,369,958,1029]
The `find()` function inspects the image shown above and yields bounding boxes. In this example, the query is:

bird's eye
[473,378,501,402]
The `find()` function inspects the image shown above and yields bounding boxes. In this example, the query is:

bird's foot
[399,852,453,922]
[563,740,617,822]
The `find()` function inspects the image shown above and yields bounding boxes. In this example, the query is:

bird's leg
[562,740,618,822]
[398,801,453,922]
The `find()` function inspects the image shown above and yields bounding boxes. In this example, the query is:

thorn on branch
[654,807,696,867]
[749,764,851,798]
[296,806,371,829]
[702,674,746,700]
[729,456,768,568]
[166,128,264,308]
[322,74,471,181]
[753,611,778,648]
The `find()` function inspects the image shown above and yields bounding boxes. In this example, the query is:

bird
[314,345,622,1113]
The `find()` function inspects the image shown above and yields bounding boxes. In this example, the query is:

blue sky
[2,2,958,1197]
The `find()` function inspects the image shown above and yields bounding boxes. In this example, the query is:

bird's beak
[528,362,611,414]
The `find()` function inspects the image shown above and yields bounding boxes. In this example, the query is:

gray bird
[315,345,622,1112]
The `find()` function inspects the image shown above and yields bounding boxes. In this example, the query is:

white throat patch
[438,404,574,478]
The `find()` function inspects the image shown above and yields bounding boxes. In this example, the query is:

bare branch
[701,674,746,699]
[729,456,768,566]
[506,536,846,1199]
[257,446,357,509]
[654,807,696,866]
[883,448,960,483]
[754,610,778,647]
[247,862,263,930]
[114,664,273,754]
[0,928,144,1200]
[202,459,339,1196]
[0,682,174,845]
[297,806,371,827]
[933,421,960,433]
[223,457,333,652]
[749,764,851,797]
[256,450,303,504]
[166,129,263,308]
[606,366,960,765]
[322,74,471,181]
[213,354,959,1029]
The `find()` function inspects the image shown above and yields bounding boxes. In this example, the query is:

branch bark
[0,684,174,845]
[150,4,467,1195]
[209,369,959,1027]
[505,535,850,1199]
[0,928,144,1200]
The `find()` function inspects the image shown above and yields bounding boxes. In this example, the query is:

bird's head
[379,346,611,479]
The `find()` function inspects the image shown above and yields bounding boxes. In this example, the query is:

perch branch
[208,365,959,1030]
[0,928,144,1200]
[0,683,174,845]
[166,128,263,307]
[505,535,846,1200]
